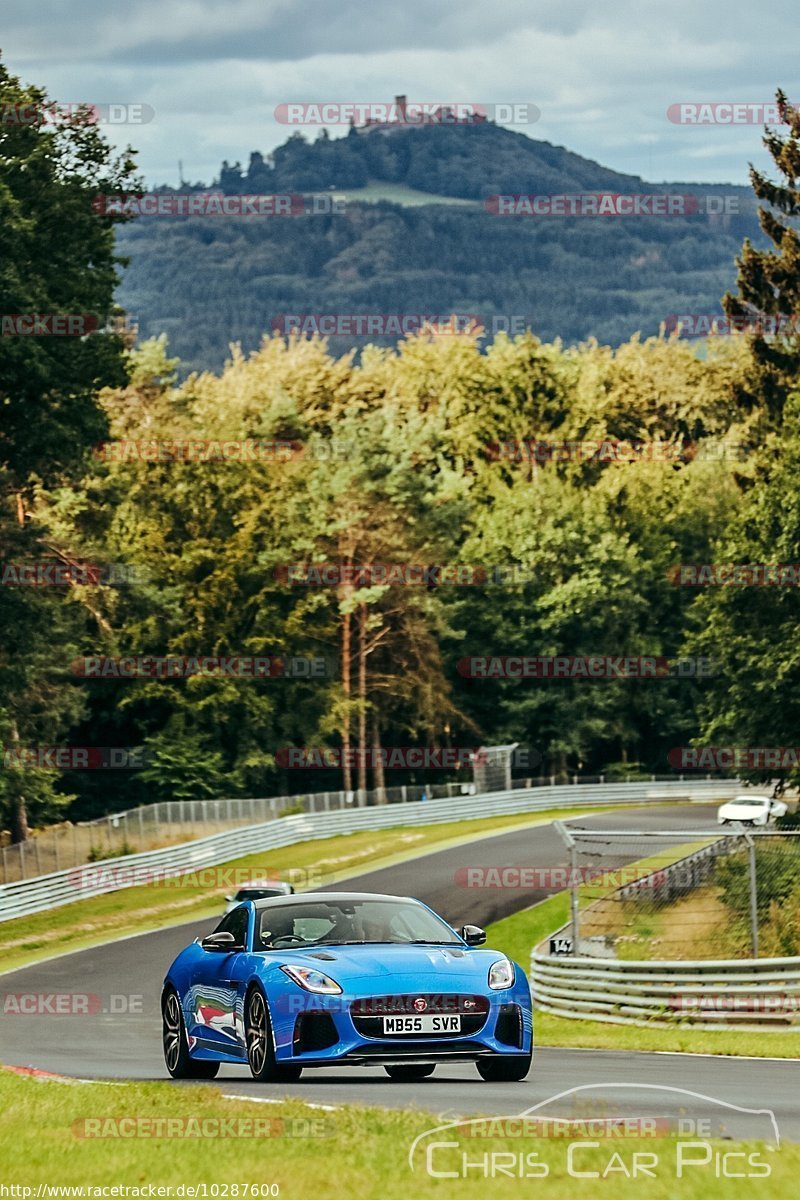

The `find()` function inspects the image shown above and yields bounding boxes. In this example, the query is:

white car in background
[223,882,294,913]
[717,795,787,826]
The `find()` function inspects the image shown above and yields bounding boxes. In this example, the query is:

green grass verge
[0,1069,788,1197]
[331,179,479,206]
[484,853,800,1059]
[0,804,637,976]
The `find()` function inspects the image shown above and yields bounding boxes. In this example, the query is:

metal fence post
[570,843,580,952]
[553,822,579,954]
[746,831,759,959]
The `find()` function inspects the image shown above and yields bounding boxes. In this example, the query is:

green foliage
[114,119,764,376]
[0,55,138,840]
[115,195,763,377]
[723,87,800,409]
[23,324,764,818]
[600,762,650,781]
[759,880,800,956]
[6,71,800,829]
[86,840,136,862]
[139,721,228,802]
[715,843,800,919]
[691,391,800,788]
[0,58,139,484]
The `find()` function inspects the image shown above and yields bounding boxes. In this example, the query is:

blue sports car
[162,891,533,1082]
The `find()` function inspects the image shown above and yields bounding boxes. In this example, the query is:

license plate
[382,1015,461,1034]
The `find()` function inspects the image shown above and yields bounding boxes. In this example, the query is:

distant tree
[723,88,800,412]
[0,58,139,841]
[692,388,800,794]
[0,59,139,489]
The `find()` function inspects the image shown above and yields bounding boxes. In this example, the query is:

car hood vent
[307,951,337,960]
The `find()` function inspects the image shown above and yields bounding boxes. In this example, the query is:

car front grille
[350,993,489,1039]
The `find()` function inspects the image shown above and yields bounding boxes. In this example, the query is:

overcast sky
[3,0,796,187]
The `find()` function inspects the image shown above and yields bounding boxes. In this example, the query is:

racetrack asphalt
[1,802,797,1140]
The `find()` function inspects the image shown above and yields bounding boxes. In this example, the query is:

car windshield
[256,898,462,950]
[235,888,284,900]
[730,798,766,806]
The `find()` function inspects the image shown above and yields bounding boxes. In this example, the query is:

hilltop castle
[353,95,488,134]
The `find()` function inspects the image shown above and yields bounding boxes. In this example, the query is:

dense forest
[2,62,800,835]
[116,122,761,375]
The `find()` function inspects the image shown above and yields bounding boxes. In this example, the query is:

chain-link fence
[553,819,800,961]
[0,772,749,885]
[0,784,468,884]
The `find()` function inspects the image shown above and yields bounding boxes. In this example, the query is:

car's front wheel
[162,988,220,1079]
[384,1064,436,1081]
[477,1053,532,1082]
[245,987,302,1082]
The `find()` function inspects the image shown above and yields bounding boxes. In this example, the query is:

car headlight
[488,959,515,990]
[280,965,342,994]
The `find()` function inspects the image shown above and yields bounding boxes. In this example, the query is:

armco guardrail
[616,838,730,902]
[530,953,800,1028]
[531,832,800,1030]
[0,779,735,923]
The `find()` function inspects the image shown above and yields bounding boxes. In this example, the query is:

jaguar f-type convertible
[162,891,532,1082]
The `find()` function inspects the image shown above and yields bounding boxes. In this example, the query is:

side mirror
[461,924,486,946]
[201,931,242,953]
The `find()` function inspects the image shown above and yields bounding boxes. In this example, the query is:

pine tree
[723,88,800,410]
